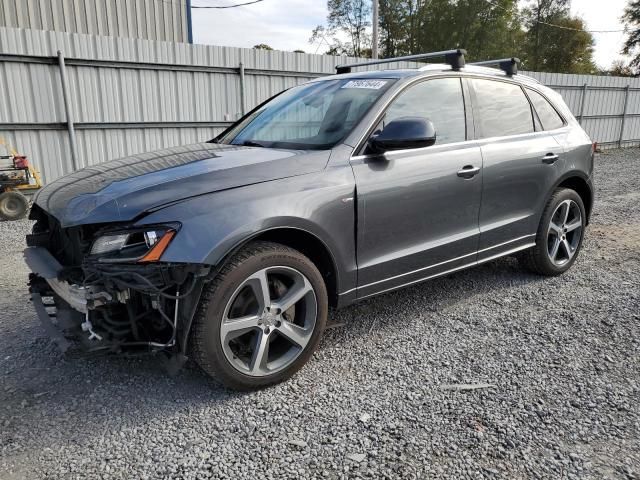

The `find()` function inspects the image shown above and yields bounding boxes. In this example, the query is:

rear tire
[191,241,328,391]
[0,191,29,221]
[519,188,586,276]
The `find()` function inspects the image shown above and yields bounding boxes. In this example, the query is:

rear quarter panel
[543,85,594,178]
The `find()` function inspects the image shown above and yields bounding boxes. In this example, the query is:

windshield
[218,78,395,150]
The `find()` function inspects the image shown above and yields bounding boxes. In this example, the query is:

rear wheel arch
[557,175,593,223]
[541,172,592,225]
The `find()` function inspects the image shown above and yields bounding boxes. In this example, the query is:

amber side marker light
[139,230,176,263]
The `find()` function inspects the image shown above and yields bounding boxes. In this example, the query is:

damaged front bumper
[24,245,209,366]
[25,247,113,314]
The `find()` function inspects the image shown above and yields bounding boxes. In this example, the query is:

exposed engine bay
[25,205,210,370]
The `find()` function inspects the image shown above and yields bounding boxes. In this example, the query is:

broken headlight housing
[90,225,179,263]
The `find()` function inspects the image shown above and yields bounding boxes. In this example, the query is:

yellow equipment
[0,138,43,221]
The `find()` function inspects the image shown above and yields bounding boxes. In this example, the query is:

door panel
[352,143,483,298]
[468,77,563,260]
[477,133,563,258]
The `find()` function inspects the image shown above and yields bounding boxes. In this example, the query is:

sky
[192,0,629,69]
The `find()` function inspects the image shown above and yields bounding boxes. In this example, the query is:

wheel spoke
[272,277,313,312]
[249,331,270,374]
[220,264,318,378]
[560,201,570,225]
[247,269,271,312]
[562,239,573,259]
[549,221,563,236]
[549,237,561,261]
[565,219,582,232]
[220,315,260,340]
[276,320,312,349]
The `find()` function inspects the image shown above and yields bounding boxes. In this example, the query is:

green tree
[622,0,640,69]
[378,0,407,57]
[608,59,636,76]
[520,0,596,73]
[523,0,568,71]
[377,0,523,61]
[313,0,595,73]
[253,44,273,50]
[310,0,371,57]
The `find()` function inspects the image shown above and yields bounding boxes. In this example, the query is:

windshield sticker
[342,80,388,90]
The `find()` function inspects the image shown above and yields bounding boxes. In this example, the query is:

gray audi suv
[24,50,594,390]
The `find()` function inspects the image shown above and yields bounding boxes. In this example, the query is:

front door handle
[542,153,559,164]
[457,165,481,179]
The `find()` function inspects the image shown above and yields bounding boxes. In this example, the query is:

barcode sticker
[341,80,388,90]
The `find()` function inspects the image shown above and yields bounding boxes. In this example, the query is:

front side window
[384,77,466,145]
[219,78,395,150]
[526,88,565,131]
[471,79,534,138]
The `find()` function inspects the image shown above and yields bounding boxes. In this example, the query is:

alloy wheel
[220,266,317,377]
[547,199,583,266]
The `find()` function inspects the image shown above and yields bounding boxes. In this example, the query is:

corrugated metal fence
[0,0,189,43]
[0,26,638,184]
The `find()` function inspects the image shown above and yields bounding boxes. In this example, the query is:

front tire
[519,188,586,276]
[191,241,328,391]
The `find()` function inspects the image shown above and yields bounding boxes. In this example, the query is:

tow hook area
[81,314,103,342]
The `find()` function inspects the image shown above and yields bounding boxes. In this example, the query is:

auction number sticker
[341,80,388,89]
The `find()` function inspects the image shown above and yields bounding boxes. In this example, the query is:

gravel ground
[1,149,639,480]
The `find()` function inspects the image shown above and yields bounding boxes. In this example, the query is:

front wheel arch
[215,226,340,308]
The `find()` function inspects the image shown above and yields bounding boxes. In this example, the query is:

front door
[351,77,483,298]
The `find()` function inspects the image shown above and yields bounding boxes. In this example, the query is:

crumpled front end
[24,205,209,368]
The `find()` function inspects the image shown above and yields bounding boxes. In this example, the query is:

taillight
[13,156,29,168]
[592,142,598,153]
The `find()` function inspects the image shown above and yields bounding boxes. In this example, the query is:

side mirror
[368,117,436,154]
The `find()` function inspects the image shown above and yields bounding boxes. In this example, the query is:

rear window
[471,79,534,138]
[526,88,565,130]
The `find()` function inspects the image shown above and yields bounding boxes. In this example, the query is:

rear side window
[526,88,565,130]
[471,79,534,138]
[384,77,466,145]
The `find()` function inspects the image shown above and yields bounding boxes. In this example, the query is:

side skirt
[356,242,535,301]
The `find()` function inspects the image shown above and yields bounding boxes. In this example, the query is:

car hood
[35,143,331,227]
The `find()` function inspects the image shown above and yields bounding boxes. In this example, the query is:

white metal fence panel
[0,0,189,43]
[0,26,638,184]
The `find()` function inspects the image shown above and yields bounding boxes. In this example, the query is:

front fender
[135,167,357,296]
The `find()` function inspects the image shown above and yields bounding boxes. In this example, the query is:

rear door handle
[457,165,481,179]
[542,153,559,164]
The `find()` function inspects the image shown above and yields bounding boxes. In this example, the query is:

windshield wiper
[238,140,267,148]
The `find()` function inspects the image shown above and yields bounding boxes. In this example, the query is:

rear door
[351,76,483,298]
[468,78,563,260]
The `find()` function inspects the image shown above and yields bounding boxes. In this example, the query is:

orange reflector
[139,230,176,263]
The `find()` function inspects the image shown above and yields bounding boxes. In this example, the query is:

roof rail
[470,57,520,76]
[335,49,466,74]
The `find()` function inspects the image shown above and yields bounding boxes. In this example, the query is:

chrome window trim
[347,71,558,158]
[350,128,553,162]
[523,86,569,129]
[350,137,482,161]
